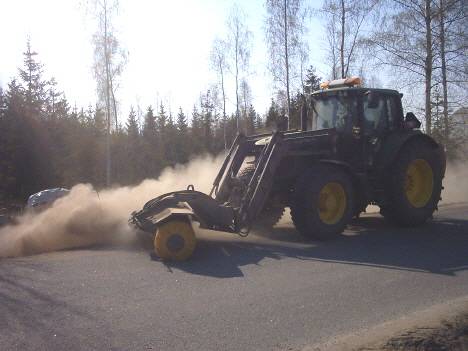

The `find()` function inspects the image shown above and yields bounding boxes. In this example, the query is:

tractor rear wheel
[154,220,196,261]
[381,141,443,226]
[290,166,354,240]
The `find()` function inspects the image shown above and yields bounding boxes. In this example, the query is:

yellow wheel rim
[154,220,196,261]
[318,182,347,225]
[405,159,433,208]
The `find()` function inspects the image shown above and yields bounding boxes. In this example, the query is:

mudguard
[375,130,441,172]
[145,203,195,225]
[129,190,236,234]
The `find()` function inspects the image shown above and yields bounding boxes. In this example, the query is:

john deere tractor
[129,77,446,260]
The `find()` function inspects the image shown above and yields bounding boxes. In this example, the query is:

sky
[0,0,328,122]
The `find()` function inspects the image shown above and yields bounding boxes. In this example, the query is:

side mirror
[366,90,379,108]
[404,112,421,129]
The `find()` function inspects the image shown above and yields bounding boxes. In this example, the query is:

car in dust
[0,208,12,227]
[0,204,23,227]
[26,188,70,212]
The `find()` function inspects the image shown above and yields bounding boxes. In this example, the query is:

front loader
[129,77,446,260]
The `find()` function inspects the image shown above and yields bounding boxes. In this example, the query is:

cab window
[310,93,357,132]
[363,95,388,134]
[386,96,401,129]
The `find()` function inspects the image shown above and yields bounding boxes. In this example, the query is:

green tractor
[130,77,446,260]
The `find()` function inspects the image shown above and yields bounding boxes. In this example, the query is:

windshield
[310,93,357,132]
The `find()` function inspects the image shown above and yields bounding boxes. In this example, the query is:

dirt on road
[364,312,468,351]
[309,297,468,351]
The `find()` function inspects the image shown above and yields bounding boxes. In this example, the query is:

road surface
[1,203,467,351]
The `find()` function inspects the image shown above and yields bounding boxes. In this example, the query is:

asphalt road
[1,203,467,351]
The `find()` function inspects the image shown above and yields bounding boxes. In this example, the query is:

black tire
[236,166,285,230]
[380,141,444,226]
[290,165,354,240]
[253,206,285,230]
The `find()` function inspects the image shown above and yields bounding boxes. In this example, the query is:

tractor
[129,77,446,261]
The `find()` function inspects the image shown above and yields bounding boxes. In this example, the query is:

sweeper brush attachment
[129,131,291,260]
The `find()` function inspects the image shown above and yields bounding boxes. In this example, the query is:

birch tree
[90,0,127,185]
[320,0,379,79]
[265,0,308,127]
[227,5,251,133]
[433,0,467,143]
[367,1,437,134]
[210,37,229,148]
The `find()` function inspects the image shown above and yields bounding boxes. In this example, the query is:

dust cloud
[1,155,466,258]
[441,163,468,204]
[363,162,468,213]
[0,154,224,258]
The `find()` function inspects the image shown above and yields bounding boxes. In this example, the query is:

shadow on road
[158,215,468,279]
[0,261,98,348]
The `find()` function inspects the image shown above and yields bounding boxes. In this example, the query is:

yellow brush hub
[405,159,434,208]
[154,220,196,261]
[318,182,347,225]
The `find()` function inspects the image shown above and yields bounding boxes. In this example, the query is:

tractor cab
[309,76,406,138]
[307,77,412,169]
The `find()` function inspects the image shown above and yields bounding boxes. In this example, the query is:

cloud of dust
[441,162,468,204]
[363,162,468,213]
[0,154,225,258]
[365,161,468,213]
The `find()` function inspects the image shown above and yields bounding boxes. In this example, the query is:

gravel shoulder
[377,312,468,351]
[307,296,468,351]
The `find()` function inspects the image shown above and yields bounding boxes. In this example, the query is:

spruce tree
[157,103,167,136]
[200,92,214,152]
[190,105,203,154]
[304,66,322,94]
[126,106,139,139]
[165,111,178,166]
[142,106,156,139]
[246,104,257,135]
[266,98,281,129]
[141,106,163,178]
[175,108,189,163]
[5,42,60,198]
[18,40,48,117]
[0,86,14,200]
[124,107,140,183]
[176,107,188,135]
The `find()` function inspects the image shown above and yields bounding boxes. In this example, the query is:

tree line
[90,0,466,167]
[0,43,321,201]
[212,0,466,157]
[1,0,466,202]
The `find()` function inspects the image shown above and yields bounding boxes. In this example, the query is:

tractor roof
[312,76,401,97]
[311,87,401,97]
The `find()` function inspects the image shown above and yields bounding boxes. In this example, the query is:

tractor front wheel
[291,166,354,240]
[154,220,197,261]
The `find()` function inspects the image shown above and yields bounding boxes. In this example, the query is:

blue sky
[0,0,328,121]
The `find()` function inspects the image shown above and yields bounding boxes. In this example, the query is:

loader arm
[237,132,287,232]
[130,131,289,236]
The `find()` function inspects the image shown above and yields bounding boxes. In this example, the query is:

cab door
[330,90,365,169]
[362,92,402,168]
